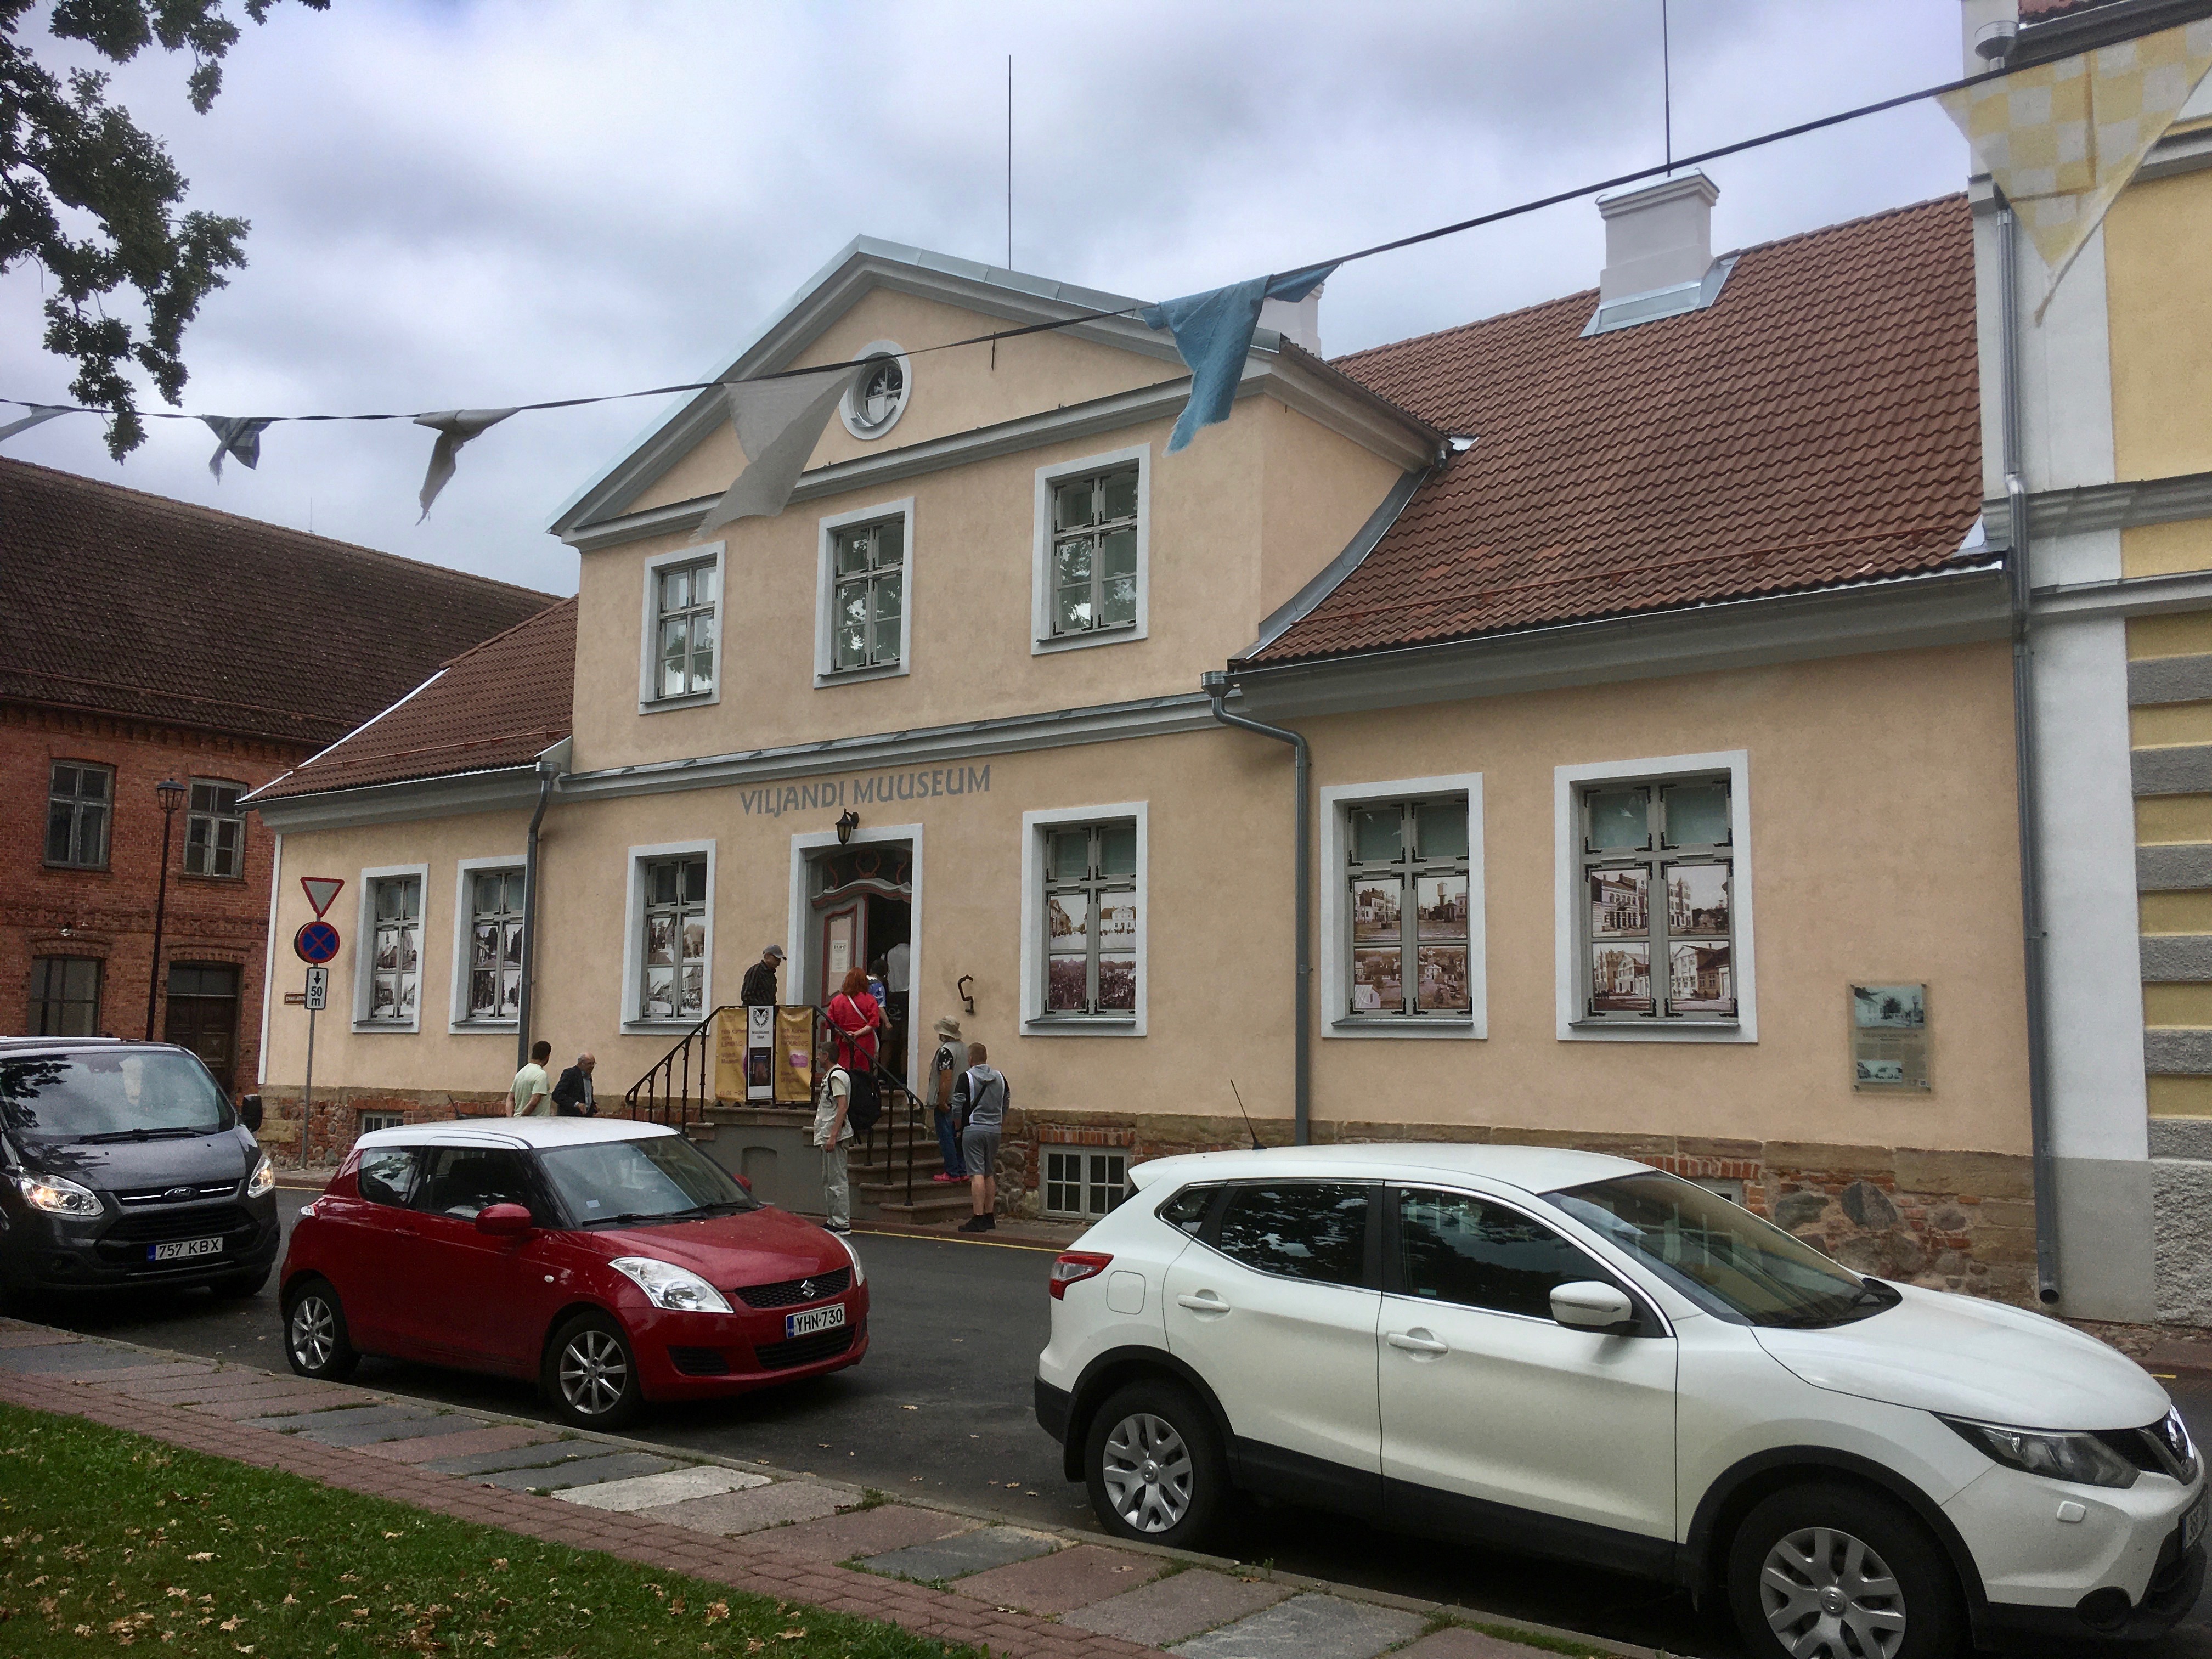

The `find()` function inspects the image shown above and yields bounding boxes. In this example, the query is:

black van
[0,1038,280,1299]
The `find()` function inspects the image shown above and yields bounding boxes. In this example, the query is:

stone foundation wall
[257,1087,510,1169]
[998,1109,2040,1307]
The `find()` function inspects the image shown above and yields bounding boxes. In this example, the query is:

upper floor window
[29,957,100,1036]
[46,763,111,868]
[364,874,422,1025]
[653,558,718,701]
[1032,448,1149,655]
[1345,796,1472,1019]
[839,343,911,441]
[1577,774,1735,1022]
[1043,820,1139,1018]
[829,515,905,673]
[184,779,246,878]
[1050,466,1139,637]
[467,868,526,1023]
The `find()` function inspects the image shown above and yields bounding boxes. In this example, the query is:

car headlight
[831,1229,865,1286]
[246,1153,275,1198]
[607,1256,732,1313]
[16,1173,101,1219]
[1942,1415,2140,1489]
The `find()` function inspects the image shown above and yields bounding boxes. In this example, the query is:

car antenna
[1228,1079,1265,1152]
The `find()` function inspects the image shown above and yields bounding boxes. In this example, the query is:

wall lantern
[836,810,860,845]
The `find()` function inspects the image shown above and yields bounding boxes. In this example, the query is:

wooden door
[164,963,240,1091]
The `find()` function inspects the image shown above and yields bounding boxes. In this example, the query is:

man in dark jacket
[551,1052,597,1116]
[740,944,785,1008]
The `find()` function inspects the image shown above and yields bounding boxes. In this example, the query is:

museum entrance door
[807,842,913,1083]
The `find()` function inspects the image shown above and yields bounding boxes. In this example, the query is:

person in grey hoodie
[952,1042,1008,1233]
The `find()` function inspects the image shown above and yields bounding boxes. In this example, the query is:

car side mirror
[475,1202,534,1237]
[1551,1280,1637,1333]
[238,1094,264,1133]
[735,1175,753,1192]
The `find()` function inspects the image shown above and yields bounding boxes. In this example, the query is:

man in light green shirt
[510,1040,553,1116]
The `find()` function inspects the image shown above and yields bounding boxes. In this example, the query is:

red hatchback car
[280,1118,867,1427]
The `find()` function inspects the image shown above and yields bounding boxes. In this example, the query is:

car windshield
[535,1135,757,1227]
[0,1051,230,1141]
[1543,1170,1897,1329]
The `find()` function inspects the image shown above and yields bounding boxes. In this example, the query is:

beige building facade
[252,196,2052,1301]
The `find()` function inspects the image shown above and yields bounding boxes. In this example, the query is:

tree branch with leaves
[1,0,324,457]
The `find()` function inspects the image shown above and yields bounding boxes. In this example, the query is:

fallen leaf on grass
[703,1601,728,1624]
[777,1631,806,1641]
[187,1554,213,1563]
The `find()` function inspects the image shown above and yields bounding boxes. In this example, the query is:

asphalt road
[24,1188,2212,1659]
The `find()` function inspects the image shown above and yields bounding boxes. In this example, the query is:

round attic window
[840,342,911,441]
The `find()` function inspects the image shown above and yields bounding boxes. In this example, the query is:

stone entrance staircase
[685,1101,971,1226]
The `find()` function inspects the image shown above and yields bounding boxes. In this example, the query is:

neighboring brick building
[0,458,557,1138]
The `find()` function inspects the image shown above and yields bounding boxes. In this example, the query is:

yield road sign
[301,876,345,918]
[294,920,341,964]
[304,967,329,1011]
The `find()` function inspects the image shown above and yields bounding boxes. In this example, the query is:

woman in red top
[827,967,887,1071]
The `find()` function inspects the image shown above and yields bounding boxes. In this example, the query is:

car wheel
[543,1312,642,1430]
[1084,1379,1231,1550]
[1728,1483,1963,1659]
[281,1278,359,1381]
[211,1268,270,1299]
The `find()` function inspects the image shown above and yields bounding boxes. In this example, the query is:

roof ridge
[0,455,558,605]
[1329,191,1971,370]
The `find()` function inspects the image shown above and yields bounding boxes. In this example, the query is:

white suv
[1035,1146,2206,1657]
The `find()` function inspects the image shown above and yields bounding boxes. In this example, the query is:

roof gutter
[516,737,572,1073]
[1200,672,1309,1146]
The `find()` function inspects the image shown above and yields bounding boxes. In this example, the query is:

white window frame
[814,496,915,687]
[620,839,715,1033]
[1553,750,1756,1043]
[1319,773,1486,1040]
[1041,1148,1130,1220]
[448,855,526,1033]
[637,542,725,713]
[1031,444,1149,656]
[1020,800,1148,1036]
[838,340,912,442]
[352,862,430,1033]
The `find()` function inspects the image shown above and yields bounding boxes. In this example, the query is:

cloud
[0,0,1966,597]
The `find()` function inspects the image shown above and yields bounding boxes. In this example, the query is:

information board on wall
[1851,983,1929,1091]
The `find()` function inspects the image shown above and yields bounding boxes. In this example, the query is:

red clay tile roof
[1249,195,1983,665]
[251,597,576,800]
[0,458,557,746]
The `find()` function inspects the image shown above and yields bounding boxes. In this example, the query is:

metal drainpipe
[516,762,559,1073]
[1201,671,1311,1146]
[1998,195,2062,1304]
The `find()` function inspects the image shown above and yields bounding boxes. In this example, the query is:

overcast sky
[0,1,1968,599]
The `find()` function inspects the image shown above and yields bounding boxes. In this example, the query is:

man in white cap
[741,943,785,1008]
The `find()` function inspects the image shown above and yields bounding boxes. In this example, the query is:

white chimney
[1598,172,1719,304]
[1259,284,1324,356]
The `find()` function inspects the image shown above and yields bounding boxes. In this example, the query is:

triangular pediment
[548,238,1182,538]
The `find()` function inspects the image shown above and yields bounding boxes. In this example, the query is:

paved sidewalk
[0,1317,1653,1659]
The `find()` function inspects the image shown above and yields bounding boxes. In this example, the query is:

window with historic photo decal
[367,876,421,1023]
[1578,776,1734,1021]
[640,856,707,1021]
[468,868,526,1021]
[1341,795,1471,1018]
[1041,820,1138,1017]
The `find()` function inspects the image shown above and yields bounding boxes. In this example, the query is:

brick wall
[255,1086,514,1167]
[0,703,304,1093]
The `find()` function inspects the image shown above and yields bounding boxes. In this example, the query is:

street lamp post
[145,777,187,1040]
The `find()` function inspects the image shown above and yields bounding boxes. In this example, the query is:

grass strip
[0,1402,977,1657]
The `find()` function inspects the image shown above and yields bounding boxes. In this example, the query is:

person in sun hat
[927,1017,969,1184]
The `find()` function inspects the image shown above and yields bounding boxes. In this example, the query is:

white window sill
[639,690,718,715]
[1032,623,1142,657]
[352,1021,421,1035]
[1329,1015,1480,1041]
[1023,1015,1143,1037]
[448,1019,519,1035]
[1563,1017,1750,1045]
[814,660,909,690]
[622,1018,706,1036]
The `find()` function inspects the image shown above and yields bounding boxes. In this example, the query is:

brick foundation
[257,1086,511,1167]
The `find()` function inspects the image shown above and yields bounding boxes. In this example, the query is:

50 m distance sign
[294,920,341,964]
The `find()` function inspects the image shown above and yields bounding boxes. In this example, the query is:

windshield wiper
[584,1200,749,1227]
[75,1126,214,1144]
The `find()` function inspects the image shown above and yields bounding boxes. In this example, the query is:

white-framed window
[353,864,428,1031]
[839,341,911,441]
[449,857,525,1030]
[183,778,246,878]
[620,839,714,1031]
[1319,774,1486,1039]
[1031,444,1148,656]
[1553,751,1756,1042]
[1043,1149,1128,1220]
[1020,802,1146,1035]
[637,543,724,712]
[815,497,913,686]
[358,1110,405,1135]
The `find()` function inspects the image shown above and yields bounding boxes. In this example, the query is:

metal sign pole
[302,970,318,1132]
